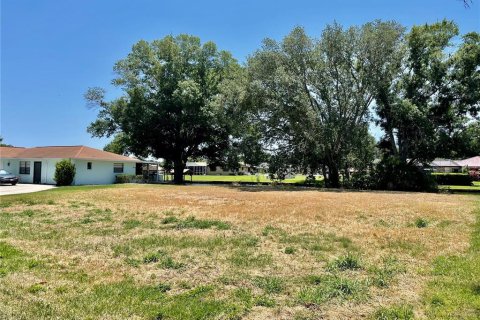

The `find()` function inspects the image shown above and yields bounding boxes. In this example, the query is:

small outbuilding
[0,145,140,185]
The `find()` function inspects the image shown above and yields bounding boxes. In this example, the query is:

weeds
[284,246,296,254]
[27,284,46,294]
[176,216,231,230]
[229,249,272,268]
[414,218,428,228]
[369,256,405,288]
[254,276,284,294]
[372,304,414,320]
[327,252,362,271]
[143,252,162,263]
[298,275,367,305]
[123,219,142,229]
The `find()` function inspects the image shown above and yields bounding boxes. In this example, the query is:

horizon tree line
[86,19,480,189]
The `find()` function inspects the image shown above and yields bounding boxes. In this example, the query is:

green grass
[368,256,405,288]
[423,199,480,319]
[228,249,273,268]
[414,217,429,228]
[175,216,231,230]
[0,242,24,277]
[372,304,414,320]
[439,181,480,192]
[188,174,310,184]
[327,252,362,271]
[298,275,368,305]
[122,219,142,229]
[253,276,285,294]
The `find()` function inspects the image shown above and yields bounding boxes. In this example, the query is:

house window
[87,162,92,170]
[113,163,124,173]
[19,161,30,174]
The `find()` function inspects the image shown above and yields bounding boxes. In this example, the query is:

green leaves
[54,159,76,186]
[86,34,240,183]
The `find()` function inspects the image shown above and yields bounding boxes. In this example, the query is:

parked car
[0,169,19,185]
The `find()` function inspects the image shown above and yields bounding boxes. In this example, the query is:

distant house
[429,158,462,173]
[457,156,480,170]
[0,145,140,185]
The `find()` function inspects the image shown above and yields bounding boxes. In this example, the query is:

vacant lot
[0,185,478,319]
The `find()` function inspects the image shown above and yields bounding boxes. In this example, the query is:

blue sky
[1,0,479,149]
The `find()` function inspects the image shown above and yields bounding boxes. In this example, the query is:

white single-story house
[0,145,140,185]
[429,158,463,173]
[457,156,480,170]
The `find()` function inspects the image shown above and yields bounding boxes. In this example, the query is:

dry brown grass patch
[0,185,476,319]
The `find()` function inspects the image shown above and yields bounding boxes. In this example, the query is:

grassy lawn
[179,174,310,184]
[423,203,480,320]
[439,181,480,192]
[0,185,478,319]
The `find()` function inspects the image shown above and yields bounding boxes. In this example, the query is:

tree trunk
[173,159,185,184]
[327,163,340,188]
[322,165,327,186]
[344,164,350,181]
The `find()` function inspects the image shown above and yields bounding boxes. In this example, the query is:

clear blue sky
[1,0,479,149]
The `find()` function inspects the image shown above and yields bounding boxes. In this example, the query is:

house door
[33,162,42,184]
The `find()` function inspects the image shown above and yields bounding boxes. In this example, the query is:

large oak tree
[371,20,480,189]
[86,35,240,183]
[245,23,395,187]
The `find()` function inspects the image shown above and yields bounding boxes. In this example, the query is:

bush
[433,173,473,186]
[54,159,76,186]
[373,156,437,191]
[349,172,377,190]
[468,170,480,181]
[115,174,144,184]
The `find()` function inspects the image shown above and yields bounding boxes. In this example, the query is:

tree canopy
[88,21,480,190]
[244,22,401,187]
[86,35,240,183]
[0,136,13,147]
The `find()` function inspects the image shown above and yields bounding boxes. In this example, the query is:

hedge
[433,173,473,186]
[115,174,144,184]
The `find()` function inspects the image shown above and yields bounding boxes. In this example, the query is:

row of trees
[87,20,479,189]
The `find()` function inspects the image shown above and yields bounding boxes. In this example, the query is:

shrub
[373,157,437,191]
[115,174,144,184]
[350,172,377,190]
[54,159,76,186]
[433,173,473,186]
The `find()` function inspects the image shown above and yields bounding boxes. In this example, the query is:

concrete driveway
[0,184,56,196]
